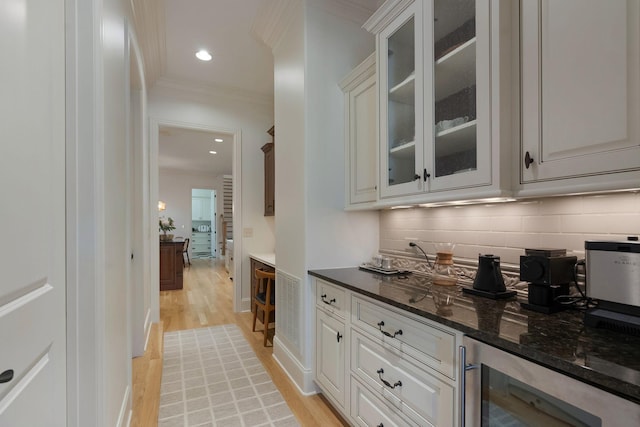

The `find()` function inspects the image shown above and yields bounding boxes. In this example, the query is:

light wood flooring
[131,258,348,427]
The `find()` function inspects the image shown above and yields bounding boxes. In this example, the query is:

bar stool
[252,269,275,346]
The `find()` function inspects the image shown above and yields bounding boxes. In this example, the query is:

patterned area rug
[159,324,299,427]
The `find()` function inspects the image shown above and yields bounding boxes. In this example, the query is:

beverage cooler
[458,336,639,426]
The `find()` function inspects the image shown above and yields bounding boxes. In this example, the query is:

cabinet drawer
[315,279,347,319]
[351,329,454,427]
[350,376,415,427]
[352,296,456,378]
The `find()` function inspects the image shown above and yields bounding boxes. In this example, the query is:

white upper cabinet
[192,196,211,221]
[365,0,513,205]
[374,0,424,199]
[519,0,640,194]
[341,54,378,209]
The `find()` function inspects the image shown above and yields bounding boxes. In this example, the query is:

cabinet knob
[423,168,430,181]
[0,369,14,384]
[336,331,342,343]
[524,151,534,169]
[413,173,420,181]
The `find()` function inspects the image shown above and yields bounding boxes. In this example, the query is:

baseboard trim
[272,336,319,396]
[241,297,251,312]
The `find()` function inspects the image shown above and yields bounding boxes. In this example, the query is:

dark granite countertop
[308,267,640,404]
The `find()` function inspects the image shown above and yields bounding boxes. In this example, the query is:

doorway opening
[191,188,216,259]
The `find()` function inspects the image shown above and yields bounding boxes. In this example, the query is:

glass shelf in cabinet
[389,71,415,104]
[435,37,476,102]
[434,120,477,157]
[389,140,416,159]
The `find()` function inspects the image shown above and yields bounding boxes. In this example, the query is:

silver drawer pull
[377,321,402,338]
[376,368,402,389]
[320,294,336,305]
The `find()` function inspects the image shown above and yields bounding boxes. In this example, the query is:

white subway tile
[581,193,640,214]
[522,215,563,233]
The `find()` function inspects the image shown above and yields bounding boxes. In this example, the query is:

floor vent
[275,270,301,352]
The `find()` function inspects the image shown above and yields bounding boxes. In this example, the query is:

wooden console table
[160,240,184,291]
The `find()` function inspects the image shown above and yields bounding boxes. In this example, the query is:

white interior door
[0,0,67,425]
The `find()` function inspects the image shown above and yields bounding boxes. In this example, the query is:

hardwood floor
[131,258,348,427]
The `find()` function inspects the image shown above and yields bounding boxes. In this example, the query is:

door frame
[149,118,243,318]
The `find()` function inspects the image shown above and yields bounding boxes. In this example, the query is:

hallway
[130,259,347,426]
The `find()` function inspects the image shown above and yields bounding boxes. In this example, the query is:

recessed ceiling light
[196,50,212,61]
[209,150,217,154]
[214,138,223,142]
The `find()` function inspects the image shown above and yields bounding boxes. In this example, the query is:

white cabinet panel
[341,54,378,208]
[352,295,456,378]
[316,309,346,410]
[315,279,347,320]
[350,376,415,427]
[351,329,455,427]
[520,0,640,189]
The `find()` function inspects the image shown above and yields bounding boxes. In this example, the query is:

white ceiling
[162,0,274,97]
[144,0,273,174]
[141,0,380,174]
[158,126,234,175]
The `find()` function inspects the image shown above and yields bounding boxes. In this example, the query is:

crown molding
[130,0,167,88]
[250,0,301,51]
[363,0,413,34]
[339,52,376,90]
[153,76,274,107]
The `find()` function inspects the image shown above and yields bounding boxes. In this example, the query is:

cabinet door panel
[352,74,378,204]
[379,2,425,198]
[316,310,346,409]
[521,0,640,183]
[429,0,492,191]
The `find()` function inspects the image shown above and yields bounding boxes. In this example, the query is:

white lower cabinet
[351,329,455,427]
[350,376,413,427]
[314,279,461,426]
[316,308,346,410]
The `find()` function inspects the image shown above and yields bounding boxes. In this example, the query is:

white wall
[272,0,378,393]
[149,84,275,311]
[66,0,137,425]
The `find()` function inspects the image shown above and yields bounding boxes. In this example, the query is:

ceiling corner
[250,0,301,51]
[130,0,167,88]
[315,0,380,26]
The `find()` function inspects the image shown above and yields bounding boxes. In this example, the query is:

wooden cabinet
[262,126,275,216]
[313,278,461,426]
[519,0,640,195]
[340,53,378,209]
[159,241,183,291]
[363,0,514,206]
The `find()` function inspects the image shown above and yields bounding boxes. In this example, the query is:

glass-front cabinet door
[379,1,424,199]
[374,0,493,201]
[427,0,491,192]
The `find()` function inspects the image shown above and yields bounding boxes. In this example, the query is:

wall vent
[275,269,301,353]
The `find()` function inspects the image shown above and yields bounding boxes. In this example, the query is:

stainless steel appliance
[585,238,640,333]
[459,336,639,426]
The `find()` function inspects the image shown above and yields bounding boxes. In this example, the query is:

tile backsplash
[380,192,640,268]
